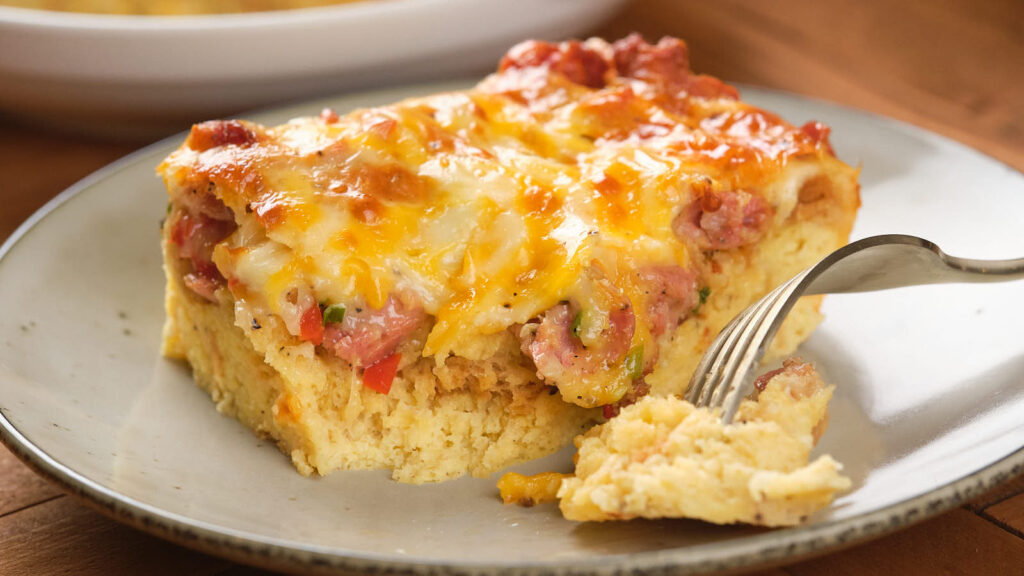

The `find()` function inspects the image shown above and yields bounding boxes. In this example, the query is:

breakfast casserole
[158,34,859,484]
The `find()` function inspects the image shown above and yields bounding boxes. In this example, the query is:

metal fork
[684,234,1024,423]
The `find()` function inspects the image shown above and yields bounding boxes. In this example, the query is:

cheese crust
[158,35,859,482]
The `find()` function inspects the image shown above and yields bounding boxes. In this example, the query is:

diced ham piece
[800,121,836,155]
[322,296,427,368]
[319,108,340,124]
[491,35,738,110]
[753,366,786,392]
[186,120,258,152]
[523,302,635,380]
[611,34,739,99]
[636,266,700,336]
[612,34,690,87]
[176,186,235,221]
[499,40,610,88]
[754,357,817,396]
[168,204,236,302]
[673,189,773,250]
[181,260,223,302]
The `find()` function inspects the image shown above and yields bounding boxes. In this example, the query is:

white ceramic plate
[0,0,626,136]
[1,83,1022,575]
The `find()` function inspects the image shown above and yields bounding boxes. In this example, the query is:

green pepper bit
[624,345,644,380]
[692,286,711,314]
[322,303,347,325]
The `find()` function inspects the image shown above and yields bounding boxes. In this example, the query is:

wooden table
[1,0,1022,573]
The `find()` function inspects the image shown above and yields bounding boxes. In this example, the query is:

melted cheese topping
[158,38,837,364]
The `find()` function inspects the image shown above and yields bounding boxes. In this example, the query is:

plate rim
[1,82,1022,575]
[0,0,500,30]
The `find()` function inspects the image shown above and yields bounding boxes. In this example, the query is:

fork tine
[695,296,769,409]
[686,279,787,406]
[684,313,741,403]
[718,270,814,423]
[706,277,796,410]
[694,314,749,408]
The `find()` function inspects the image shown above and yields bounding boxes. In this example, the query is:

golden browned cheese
[497,472,569,506]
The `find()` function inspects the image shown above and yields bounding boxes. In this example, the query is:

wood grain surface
[0,0,1022,574]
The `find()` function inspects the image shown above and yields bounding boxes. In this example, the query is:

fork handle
[803,235,1024,295]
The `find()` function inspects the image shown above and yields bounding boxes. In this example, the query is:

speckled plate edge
[1,85,1023,576]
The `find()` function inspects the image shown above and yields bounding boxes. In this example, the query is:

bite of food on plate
[500,358,851,527]
[157,33,859,502]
